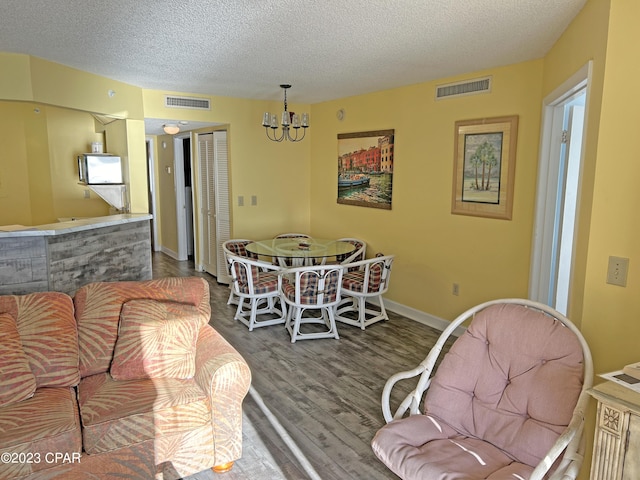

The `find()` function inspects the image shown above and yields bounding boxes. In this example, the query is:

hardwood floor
[152,252,453,479]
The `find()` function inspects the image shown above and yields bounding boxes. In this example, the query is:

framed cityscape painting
[451,116,518,220]
[337,129,394,209]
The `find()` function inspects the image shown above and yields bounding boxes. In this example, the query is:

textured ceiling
[1,0,586,133]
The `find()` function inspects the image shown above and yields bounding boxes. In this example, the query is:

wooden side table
[588,381,640,480]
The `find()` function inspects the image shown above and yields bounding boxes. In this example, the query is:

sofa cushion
[0,292,79,388]
[110,300,200,380]
[0,386,82,478]
[0,313,37,407]
[79,372,211,455]
[74,277,211,378]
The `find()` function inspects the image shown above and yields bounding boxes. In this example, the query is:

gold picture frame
[451,115,518,220]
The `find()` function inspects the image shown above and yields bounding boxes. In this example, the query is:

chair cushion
[0,313,37,407]
[372,414,534,480]
[110,300,201,380]
[79,372,211,454]
[0,292,79,388]
[0,387,82,478]
[236,271,279,295]
[342,262,384,293]
[225,240,258,259]
[424,303,584,467]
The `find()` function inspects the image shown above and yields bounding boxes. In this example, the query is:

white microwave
[78,154,123,185]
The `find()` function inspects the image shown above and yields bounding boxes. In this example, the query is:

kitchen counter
[0,214,152,237]
[0,214,153,295]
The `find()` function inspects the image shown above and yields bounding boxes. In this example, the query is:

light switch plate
[606,256,629,287]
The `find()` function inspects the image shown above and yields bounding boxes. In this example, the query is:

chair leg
[234,295,286,331]
[335,294,389,329]
[326,306,340,339]
[285,305,340,342]
[227,287,235,305]
[356,296,368,330]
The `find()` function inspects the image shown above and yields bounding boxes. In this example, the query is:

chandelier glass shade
[262,84,309,142]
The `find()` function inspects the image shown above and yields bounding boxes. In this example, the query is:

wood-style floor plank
[152,253,453,480]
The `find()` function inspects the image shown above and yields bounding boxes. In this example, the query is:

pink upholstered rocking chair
[372,299,593,480]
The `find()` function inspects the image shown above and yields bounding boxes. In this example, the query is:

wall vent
[164,95,211,110]
[435,76,492,100]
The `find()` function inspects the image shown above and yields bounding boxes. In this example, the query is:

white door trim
[145,136,160,251]
[529,61,592,306]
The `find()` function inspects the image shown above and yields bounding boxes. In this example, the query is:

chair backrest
[281,265,345,307]
[227,253,280,296]
[422,300,592,470]
[274,233,311,239]
[222,239,257,259]
[336,237,367,265]
[343,254,394,295]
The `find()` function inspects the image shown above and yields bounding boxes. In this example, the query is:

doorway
[173,134,195,261]
[529,62,591,315]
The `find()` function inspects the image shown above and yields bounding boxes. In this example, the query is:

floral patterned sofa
[0,277,251,479]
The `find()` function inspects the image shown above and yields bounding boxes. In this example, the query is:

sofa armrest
[194,325,251,466]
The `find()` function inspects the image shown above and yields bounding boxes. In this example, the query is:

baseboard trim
[160,246,179,260]
[382,298,466,337]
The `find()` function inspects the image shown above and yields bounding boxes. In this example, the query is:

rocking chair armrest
[382,364,428,423]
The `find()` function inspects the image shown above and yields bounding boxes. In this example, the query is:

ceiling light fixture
[163,124,180,135]
[262,84,309,142]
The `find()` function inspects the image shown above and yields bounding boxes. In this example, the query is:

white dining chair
[227,253,286,331]
[335,254,394,330]
[222,239,257,306]
[274,233,311,239]
[279,264,345,342]
[336,237,366,267]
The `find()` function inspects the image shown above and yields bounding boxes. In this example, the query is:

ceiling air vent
[164,95,211,110]
[435,76,492,100]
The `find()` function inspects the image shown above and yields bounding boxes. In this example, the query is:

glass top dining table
[245,237,356,264]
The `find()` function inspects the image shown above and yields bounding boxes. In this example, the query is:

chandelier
[262,84,309,142]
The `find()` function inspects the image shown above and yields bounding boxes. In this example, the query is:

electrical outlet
[83,189,90,199]
[238,195,244,207]
[452,283,460,296]
[251,195,257,206]
[606,256,629,287]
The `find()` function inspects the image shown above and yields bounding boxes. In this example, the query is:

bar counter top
[0,213,152,238]
[0,214,153,295]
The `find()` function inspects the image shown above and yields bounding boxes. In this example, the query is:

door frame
[145,136,160,251]
[173,133,193,261]
[529,61,592,310]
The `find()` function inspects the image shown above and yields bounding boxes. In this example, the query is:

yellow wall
[0,102,34,224]
[0,101,114,225]
[0,54,148,225]
[582,0,640,382]
[310,61,544,320]
[142,89,312,252]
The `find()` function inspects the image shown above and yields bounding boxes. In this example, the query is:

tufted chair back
[372,299,593,480]
[424,303,584,466]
